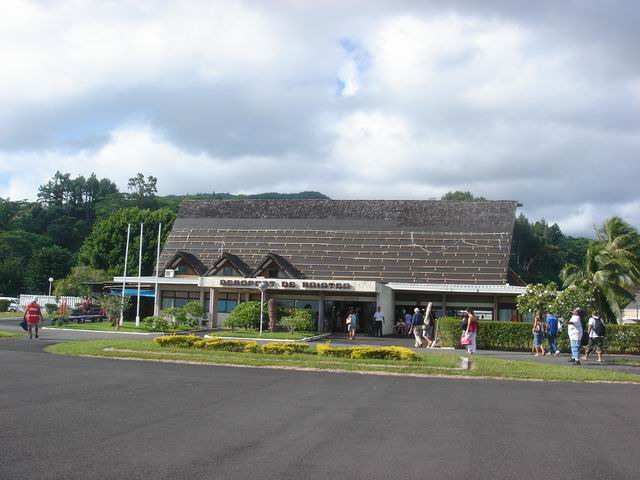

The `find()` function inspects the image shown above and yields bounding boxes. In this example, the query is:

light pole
[258,281,268,337]
[48,277,54,297]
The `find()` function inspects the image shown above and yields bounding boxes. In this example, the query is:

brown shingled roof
[159,200,518,284]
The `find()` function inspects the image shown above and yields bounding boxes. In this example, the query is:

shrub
[143,316,170,332]
[154,335,201,348]
[601,324,640,354]
[182,301,204,325]
[316,343,354,358]
[193,338,259,353]
[316,344,417,361]
[280,314,314,334]
[350,346,418,361]
[437,316,640,354]
[0,300,10,312]
[262,342,311,355]
[282,307,315,332]
[224,301,262,330]
[44,303,59,315]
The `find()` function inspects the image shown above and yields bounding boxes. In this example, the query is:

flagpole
[135,223,144,326]
[154,223,162,316]
[120,224,131,327]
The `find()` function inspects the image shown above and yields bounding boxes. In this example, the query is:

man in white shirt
[373,306,385,337]
[567,307,584,365]
[582,311,605,363]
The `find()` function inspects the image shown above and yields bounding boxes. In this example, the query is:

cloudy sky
[1,0,639,236]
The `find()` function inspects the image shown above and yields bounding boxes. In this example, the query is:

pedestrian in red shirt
[24,298,44,339]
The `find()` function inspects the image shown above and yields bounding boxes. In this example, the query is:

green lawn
[0,331,24,338]
[210,329,319,340]
[46,339,640,383]
[0,312,22,319]
[47,321,196,334]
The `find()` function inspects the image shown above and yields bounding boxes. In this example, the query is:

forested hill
[0,171,331,296]
[0,174,589,296]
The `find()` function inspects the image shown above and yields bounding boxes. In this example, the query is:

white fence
[19,294,83,308]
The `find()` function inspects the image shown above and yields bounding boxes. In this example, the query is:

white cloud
[0,0,280,103]
[1,1,639,239]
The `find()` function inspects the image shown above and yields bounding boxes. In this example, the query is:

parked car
[8,301,19,312]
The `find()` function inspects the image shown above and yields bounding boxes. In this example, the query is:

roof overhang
[387,283,527,295]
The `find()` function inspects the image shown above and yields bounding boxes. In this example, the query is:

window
[215,265,239,276]
[161,290,201,309]
[217,293,238,313]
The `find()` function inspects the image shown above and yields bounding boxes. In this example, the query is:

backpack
[593,317,606,337]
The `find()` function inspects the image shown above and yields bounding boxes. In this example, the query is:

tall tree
[441,191,486,201]
[127,173,158,208]
[560,217,640,323]
[78,208,175,276]
[24,245,75,294]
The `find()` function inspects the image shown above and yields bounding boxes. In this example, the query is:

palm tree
[560,217,640,323]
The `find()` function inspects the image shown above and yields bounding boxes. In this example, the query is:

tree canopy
[560,217,640,323]
[78,208,176,276]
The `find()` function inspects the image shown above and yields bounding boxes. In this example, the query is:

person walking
[423,302,436,348]
[24,297,44,339]
[347,308,358,340]
[532,310,546,356]
[412,307,425,348]
[373,306,385,337]
[567,307,584,365]
[582,311,606,363]
[405,310,413,336]
[545,311,560,356]
[464,308,479,354]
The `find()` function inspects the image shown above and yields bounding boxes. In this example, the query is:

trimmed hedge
[437,317,640,354]
[316,344,418,361]
[350,346,418,361]
[193,338,260,353]
[316,344,353,358]
[154,335,201,348]
[262,342,311,355]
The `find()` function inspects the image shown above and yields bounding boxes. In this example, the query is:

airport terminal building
[115,200,526,334]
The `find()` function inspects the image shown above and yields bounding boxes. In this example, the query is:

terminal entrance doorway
[324,300,376,334]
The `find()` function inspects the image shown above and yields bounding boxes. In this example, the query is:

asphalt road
[1,337,639,480]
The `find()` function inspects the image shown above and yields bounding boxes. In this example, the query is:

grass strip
[0,331,24,338]
[46,321,195,334]
[46,339,640,383]
[0,312,22,319]
[210,330,319,340]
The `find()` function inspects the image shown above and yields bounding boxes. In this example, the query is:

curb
[42,327,160,336]
[203,334,306,343]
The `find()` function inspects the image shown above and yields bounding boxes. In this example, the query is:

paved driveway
[1,337,639,480]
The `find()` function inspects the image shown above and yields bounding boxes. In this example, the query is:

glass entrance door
[324,300,376,334]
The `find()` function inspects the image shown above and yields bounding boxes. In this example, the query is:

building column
[318,293,325,333]
[154,287,161,316]
[493,295,499,321]
[199,288,205,326]
[209,288,217,328]
[442,293,447,316]
[376,283,394,335]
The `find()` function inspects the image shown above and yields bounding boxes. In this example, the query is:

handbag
[460,333,472,346]
[19,319,29,332]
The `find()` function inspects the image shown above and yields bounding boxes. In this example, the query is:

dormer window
[215,264,240,276]
[175,264,190,275]
[163,251,207,277]
[205,252,252,277]
[250,253,303,279]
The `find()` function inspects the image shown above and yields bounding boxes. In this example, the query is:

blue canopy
[109,288,155,298]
